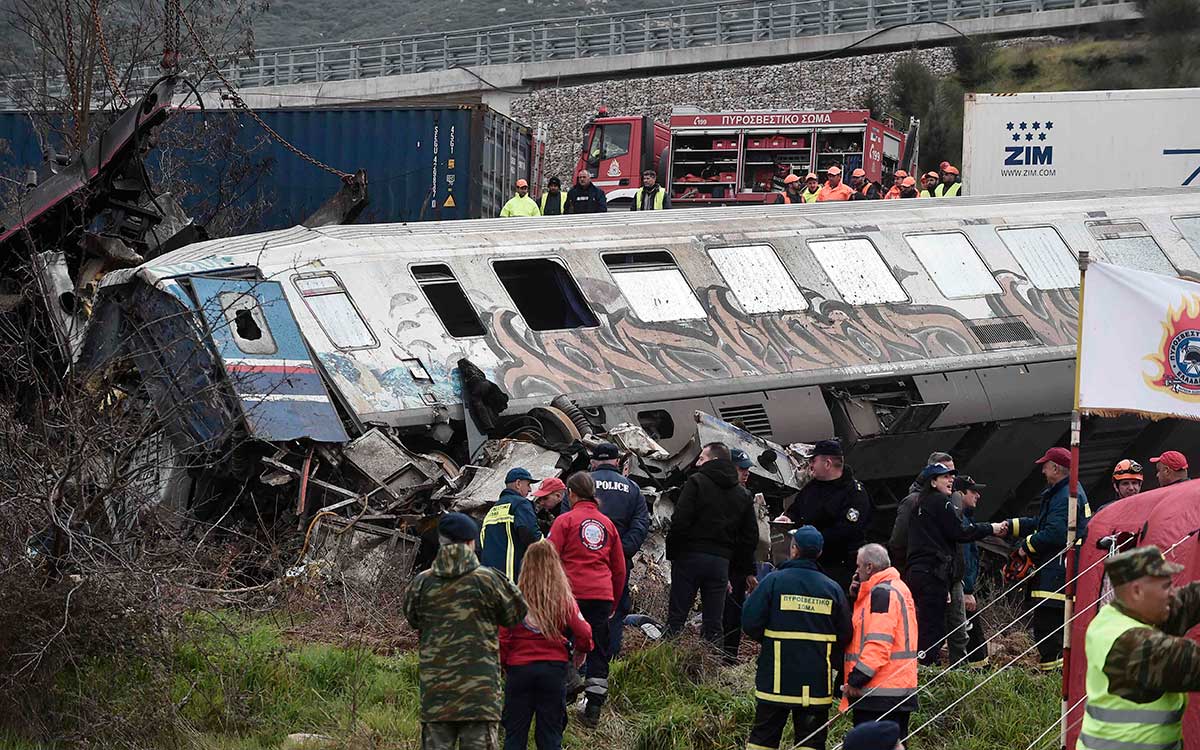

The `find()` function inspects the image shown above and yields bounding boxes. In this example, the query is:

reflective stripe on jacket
[741,558,852,706]
[1080,604,1185,750]
[479,489,543,582]
[935,182,962,197]
[840,566,919,714]
[1007,479,1091,601]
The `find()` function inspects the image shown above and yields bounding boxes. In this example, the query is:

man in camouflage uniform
[403,512,527,749]
[1079,545,1200,750]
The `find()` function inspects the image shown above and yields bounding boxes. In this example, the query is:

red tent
[1066,480,1200,749]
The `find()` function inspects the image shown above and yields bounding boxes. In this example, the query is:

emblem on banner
[1145,297,1200,398]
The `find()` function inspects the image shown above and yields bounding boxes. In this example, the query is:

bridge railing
[2,0,1130,103]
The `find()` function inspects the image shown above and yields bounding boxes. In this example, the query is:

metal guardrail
[3,0,1132,104]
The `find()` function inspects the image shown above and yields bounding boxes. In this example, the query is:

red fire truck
[576,108,917,207]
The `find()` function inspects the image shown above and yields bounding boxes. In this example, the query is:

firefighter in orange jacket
[841,543,919,738]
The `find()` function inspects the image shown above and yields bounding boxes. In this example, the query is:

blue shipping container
[0,105,535,230]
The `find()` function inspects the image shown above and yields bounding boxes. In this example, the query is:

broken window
[412,264,486,338]
[807,237,907,305]
[996,226,1077,290]
[492,258,599,331]
[218,291,277,355]
[905,232,1001,299]
[293,272,378,350]
[1087,221,1176,276]
[603,250,705,322]
[708,244,808,314]
[1173,216,1200,256]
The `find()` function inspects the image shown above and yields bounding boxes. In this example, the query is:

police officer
[588,442,650,659]
[632,169,670,210]
[741,526,852,750]
[1080,546,1200,750]
[776,440,872,591]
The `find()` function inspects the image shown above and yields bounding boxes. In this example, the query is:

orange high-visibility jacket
[840,566,919,714]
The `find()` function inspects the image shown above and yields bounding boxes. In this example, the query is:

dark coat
[666,459,758,563]
[783,467,872,569]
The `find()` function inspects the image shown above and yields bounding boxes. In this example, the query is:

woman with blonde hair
[500,539,593,749]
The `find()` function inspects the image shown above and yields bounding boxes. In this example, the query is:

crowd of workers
[498,161,963,217]
[402,439,1200,750]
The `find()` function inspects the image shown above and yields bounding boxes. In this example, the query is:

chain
[162,0,180,70]
[64,1,78,114]
[180,9,351,180]
[91,0,131,106]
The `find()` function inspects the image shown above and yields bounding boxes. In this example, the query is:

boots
[579,699,602,728]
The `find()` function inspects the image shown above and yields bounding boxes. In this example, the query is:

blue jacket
[591,467,650,558]
[962,508,980,595]
[479,488,543,582]
[1007,478,1091,601]
[741,558,852,706]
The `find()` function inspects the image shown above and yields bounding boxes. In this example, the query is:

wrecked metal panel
[694,411,807,489]
[343,428,441,498]
[447,439,563,513]
[190,277,349,443]
[304,516,420,589]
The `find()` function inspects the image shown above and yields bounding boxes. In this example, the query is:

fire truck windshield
[585,123,632,167]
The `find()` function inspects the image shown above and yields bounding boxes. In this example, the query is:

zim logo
[1001,119,1054,166]
[1004,145,1053,165]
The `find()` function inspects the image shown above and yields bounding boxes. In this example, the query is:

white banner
[1079,261,1200,419]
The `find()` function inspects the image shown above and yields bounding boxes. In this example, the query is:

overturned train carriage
[83,188,1200,523]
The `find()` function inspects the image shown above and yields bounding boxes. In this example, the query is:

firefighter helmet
[1112,459,1144,483]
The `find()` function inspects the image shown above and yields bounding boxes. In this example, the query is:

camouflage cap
[1105,545,1184,586]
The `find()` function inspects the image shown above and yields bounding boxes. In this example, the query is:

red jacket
[500,598,594,666]
[549,499,626,605]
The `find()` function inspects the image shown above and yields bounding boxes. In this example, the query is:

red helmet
[1112,459,1143,483]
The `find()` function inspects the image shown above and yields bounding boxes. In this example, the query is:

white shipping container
[962,89,1200,196]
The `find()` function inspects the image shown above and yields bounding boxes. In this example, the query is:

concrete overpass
[202,0,1138,114]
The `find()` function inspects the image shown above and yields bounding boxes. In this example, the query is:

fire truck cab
[577,108,914,207]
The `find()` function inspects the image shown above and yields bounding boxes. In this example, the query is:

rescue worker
[776,439,872,592]
[587,442,650,659]
[883,170,908,200]
[800,173,822,203]
[889,452,954,572]
[899,177,919,199]
[480,467,543,583]
[779,173,805,204]
[565,170,608,214]
[919,172,938,198]
[1151,450,1189,487]
[1001,446,1091,671]
[723,448,760,664]
[841,544,918,737]
[500,179,540,217]
[905,464,1004,665]
[548,472,626,728]
[954,475,990,667]
[632,168,670,210]
[532,477,568,534]
[1079,546,1200,750]
[772,159,793,192]
[850,168,883,200]
[1098,459,1143,511]
[403,513,527,750]
[666,442,760,646]
[816,166,854,202]
[741,526,852,750]
[540,176,567,216]
[935,166,962,197]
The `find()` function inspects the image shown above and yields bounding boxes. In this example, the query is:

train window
[1174,216,1200,255]
[995,227,1077,290]
[1087,221,1176,276]
[493,258,599,331]
[602,250,706,322]
[217,291,277,355]
[807,238,907,305]
[411,264,486,338]
[708,245,809,313]
[905,232,1001,299]
[293,272,379,350]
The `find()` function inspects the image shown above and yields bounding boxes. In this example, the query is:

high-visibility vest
[919,189,933,198]
[540,192,567,214]
[801,189,820,203]
[634,187,666,210]
[840,567,919,712]
[1079,604,1185,750]
[935,182,962,198]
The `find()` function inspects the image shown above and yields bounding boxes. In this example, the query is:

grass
[2,611,1062,750]
[985,37,1151,93]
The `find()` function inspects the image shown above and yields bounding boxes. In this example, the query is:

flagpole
[1062,249,1089,750]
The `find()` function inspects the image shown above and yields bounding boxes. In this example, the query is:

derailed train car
[82,188,1200,525]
